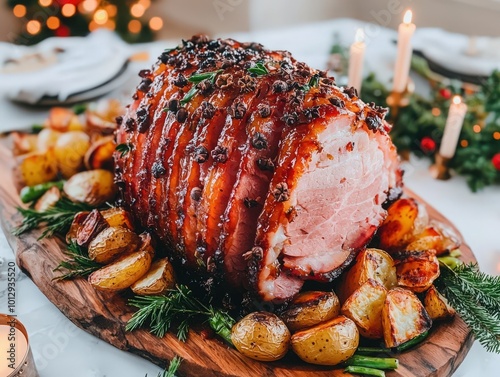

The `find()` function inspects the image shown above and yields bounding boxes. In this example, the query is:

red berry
[439,88,452,100]
[492,153,500,171]
[420,136,436,153]
[55,25,70,37]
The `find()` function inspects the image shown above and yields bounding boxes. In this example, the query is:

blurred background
[1,0,500,45]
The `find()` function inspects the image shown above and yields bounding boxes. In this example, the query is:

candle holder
[387,81,413,160]
[0,314,39,377]
[429,153,452,180]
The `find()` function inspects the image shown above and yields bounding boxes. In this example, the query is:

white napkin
[0,29,132,104]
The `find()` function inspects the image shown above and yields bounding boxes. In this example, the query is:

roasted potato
[88,226,141,264]
[424,286,455,321]
[281,291,340,332]
[66,211,90,244]
[429,220,461,254]
[76,209,109,248]
[100,207,134,230]
[338,248,397,303]
[86,99,124,135]
[382,287,432,348]
[341,279,387,339]
[54,131,91,178]
[131,258,176,295]
[34,186,61,212]
[45,107,84,132]
[88,245,153,291]
[84,136,115,171]
[291,315,359,365]
[12,132,38,156]
[63,169,117,206]
[378,198,429,252]
[14,149,58,186]
[394,250,440,293]
[231,312,290,361]
[37,128,62,152]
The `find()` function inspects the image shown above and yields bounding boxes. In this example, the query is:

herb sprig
[126,285,235,344]
[179,70,222,105]
[53,242,102,281]
[116,143,133,157]
[302,74,320,91]
[248,62,268,76]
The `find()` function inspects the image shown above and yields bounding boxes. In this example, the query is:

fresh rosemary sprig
[116,143,133,157]
[14,197,93,239]
[179,70,223,105]
[436,262,500,353]
[53,242,102,281]
[126,285,235,344]
[248,62,268,76]
[302,74,320,91]
[159,356,182,377]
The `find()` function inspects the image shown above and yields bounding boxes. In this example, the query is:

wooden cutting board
[0,141,474,377]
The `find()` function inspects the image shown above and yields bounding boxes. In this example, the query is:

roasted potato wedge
[14,148,58,186]
[281,291,340,332]
[429,220,461,254]
[37,128,62,152]
[382,287,432,348]
[424,285,455,321]
[338,248,397,303]
[231,312,290,361]
[84,136,115,171]
[341,279,387,339]
[54,131,91,178]
[45,107,84,132]
[34,186,61,212]
[12,132,38,156]
[76,209,109,248]
[291,315,359,366]
[100,207,134,230]
[63,169,117,206]
[66,211,90,244]
[130,258,176,295]
[378,198,428,252]
[88,226,141,264]
[88,246,152,291]
[86,99,124,135]
[394,250,440,293]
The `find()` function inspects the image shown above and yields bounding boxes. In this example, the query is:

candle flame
[403,10,413,24]
[355,28,365,43]
[453,95,462,105]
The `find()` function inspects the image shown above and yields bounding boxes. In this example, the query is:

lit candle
[440,96,468,158]
[393,10,416,93]
[0,324,28,375]
[348,28,366,91]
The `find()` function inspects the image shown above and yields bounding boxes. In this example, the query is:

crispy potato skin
[88,245,152,291]
[281,291,340,332]
[382,287,432,348]
[291,315,359,365]
[341,279,387,339]
[84,136,115,171]
[406,223,461,256]
[63,169,117,206]
[12,132,38,156]
[14,149,58,187]
[88,226,141,264]
[66,211,90,244]
[34,186,61,212]
[424,285,455,321]
[338,248,396,303]
[54,131,91,178]
[394,250,440,293]
[131,258,176,295]
[76,209,108,248]
[231,312,290,361]
[100,207,135,230]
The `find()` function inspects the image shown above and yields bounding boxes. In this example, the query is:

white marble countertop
[1,18,499,377]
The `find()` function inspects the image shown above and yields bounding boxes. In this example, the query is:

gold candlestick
[429,153,452,180]
[387,82,413,160]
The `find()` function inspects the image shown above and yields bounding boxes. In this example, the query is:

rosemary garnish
[179,70,222,105]
[14,197,93,239]
[436,262,500,353]
[116,143,133,157]
[248,62,268,76]
[53,242,102,281]
[158,356,182,377]
[126,284,235,344]
[302,74,320,91]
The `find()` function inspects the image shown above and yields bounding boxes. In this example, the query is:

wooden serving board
[0,141,474,377]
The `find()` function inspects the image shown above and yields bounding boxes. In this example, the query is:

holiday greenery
[7,0,161,45]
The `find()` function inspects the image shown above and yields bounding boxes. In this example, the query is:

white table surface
[1,18,499,377]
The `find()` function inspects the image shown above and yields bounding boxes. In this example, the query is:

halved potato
[291,315,359,366]
[231,312,290,361]
[429,220,461,254]
[88,246,152,291]
[84,136,115,171]
[337,248,396,303]
[382,287,432,348]
[75,209,108,247]
[12,132,38,156]
[14,148,58,186]
[37,128,62,152]
[341,279,387,339]
[130,258,176,295]
[54,131,91,178]
[86,99,124,135]
[63,169,117,206]
[66,211,90,244]
[100,207,134,230]
[88,226,141,264]
[424,285,455,321]
[34,186,61,212]
[45,107,84,132]
[394,250,440,293]
[378,198,428,252]
[281,291,340,332]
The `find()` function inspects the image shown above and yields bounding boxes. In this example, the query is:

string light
[106,5,117,17]
[82,0,99,13]
[94,9,109,25]
[494,132,500,140]
[460,140,469,148]
[13,4,26,18]
[46,16,60,30]
[39,0,52,6]
[139,0,151,8]
[431,107,441,117]
[128,20,142,33]
[26,20,41,35]
[131,3,146,18]
[473,124,481,133]
[149,16,163,31]
[61,4,76,17]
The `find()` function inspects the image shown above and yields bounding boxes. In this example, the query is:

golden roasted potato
[86,99,124,135]
[281,291,340,332]
[341,279,387,339]
[429,220,461,254]
[394,250,440,293]
[63,169,117,206]
[37,128,62,152]
[131,258,176,295]
[338,248,396,303]
[88,226,141,264]
[54,131,91,178]
[14,148,58,186]
[424,286,455,321]
[382,287,432,348]
[12,132,38,156]
[66,211,90,244]
[34,186,61,212]
[231,312,290,361]
[291,315,359,365]
[45,107,84,132]
[84,136,115,171]
[75,209,108,247]
[88,246,152,291]
[100,207,134,230]
[378,198,428,252]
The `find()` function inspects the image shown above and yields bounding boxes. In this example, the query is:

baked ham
[114,35,402,303]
